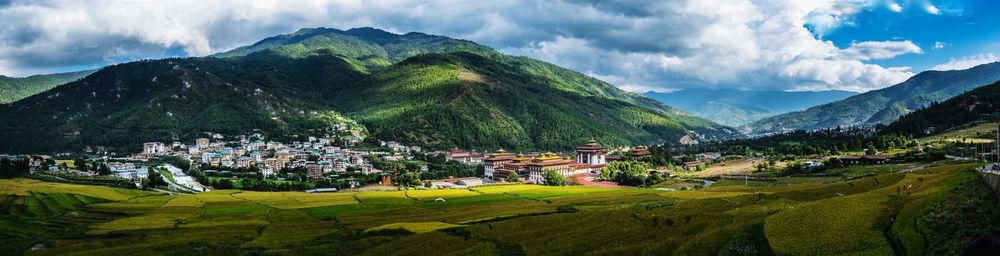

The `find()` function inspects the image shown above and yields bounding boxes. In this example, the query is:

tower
[575,139,606,166]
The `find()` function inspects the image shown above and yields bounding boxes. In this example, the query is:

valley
[2,160,996,255]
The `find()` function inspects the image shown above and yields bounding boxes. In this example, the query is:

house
[196,138,210,149]
[696,152,722,162]
[683,161,702,171]
[483,149,516,181]
[143,142,166,156]
[631,145,652,159]
[445,148,484,164]
[839,155,888,165]
[523,153,575,184]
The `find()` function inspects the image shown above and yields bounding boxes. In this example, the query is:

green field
[1,161,998,255]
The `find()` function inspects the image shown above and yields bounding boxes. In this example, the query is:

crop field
[1,161,998,255]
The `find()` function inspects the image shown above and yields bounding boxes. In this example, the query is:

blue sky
[0,0,997,93]
[823,0,1000,72]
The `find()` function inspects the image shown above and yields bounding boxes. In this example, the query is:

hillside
[331,52,735,150]
[0,27,736,153]
[749,62,1000,134]
[0,70,94,104]
[883,80,1000,137]
[0,53,368,153]
[645,89,856,127]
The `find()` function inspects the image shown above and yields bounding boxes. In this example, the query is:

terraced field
[1,161,998,255]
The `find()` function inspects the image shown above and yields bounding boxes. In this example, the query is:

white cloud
[924,3,941,15]
[840,40,922,60]
[887,1,903,12]
[933,41,946,49]
[931,53,999,71]
[0,0,919,93]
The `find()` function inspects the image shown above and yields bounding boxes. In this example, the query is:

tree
[505,173,520,183]
[75,158,89,172]
[543,170,565,186]
[0,157,31,178]
[398,172,422,188]
[98,164,112,176]
[602,160,649,186]
[146,167,164,189]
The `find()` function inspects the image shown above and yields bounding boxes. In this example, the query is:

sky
[0,0,998,93]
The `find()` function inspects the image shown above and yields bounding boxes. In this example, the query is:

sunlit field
[1,162,996,255]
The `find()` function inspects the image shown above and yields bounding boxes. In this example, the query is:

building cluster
[483,139,609,184]
[140,134,418,180]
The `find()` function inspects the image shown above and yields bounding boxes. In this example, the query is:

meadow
[1,161,997,255]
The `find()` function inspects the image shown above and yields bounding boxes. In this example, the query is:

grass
[2,161,994,255]
[365,222,464,233]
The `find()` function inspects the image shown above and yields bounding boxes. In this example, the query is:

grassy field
[920,121,998,144]
[1,161,997,255]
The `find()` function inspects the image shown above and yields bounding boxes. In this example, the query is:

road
[161,164,209,193]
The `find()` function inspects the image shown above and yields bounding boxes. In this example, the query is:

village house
[839,155,888,165]
[630,145,652,159]
[143,142,166,156]
[445,148,484,164]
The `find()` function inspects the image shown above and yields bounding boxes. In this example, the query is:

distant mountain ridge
[644,89,856,127]
[883,80,1000,136]
[749,61,1000,134]
[0,27,738,153]
[0,70,94,104]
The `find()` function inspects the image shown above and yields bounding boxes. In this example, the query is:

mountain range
[0,70,93,104]
[0,27,738,153]
[883,80,1000,137]
[748,61,1000,134]
[645,89,856,127]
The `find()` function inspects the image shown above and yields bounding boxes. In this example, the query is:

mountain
[0,53,369,153]
[0,27,737,153]
[748,62,1000,134]
[645,89,856,127]
[883,80,1000,137]
[0,70,94,104]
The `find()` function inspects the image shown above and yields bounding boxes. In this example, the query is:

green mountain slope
[749,62,1000,134]
[215,27,494,72]
[883,80,1000,137]
[331,52,735,150]
[0,54,367,153]
[0,70,94,104]
[0,27,736,153]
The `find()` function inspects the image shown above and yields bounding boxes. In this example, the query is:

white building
[143,142,166,156]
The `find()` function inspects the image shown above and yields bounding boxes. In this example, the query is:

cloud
[840,40,922,60]
[924,3,941,14]
[887,1,903,12]
[0,0,919,93]
[931,53,999,71]
[933,41,946,49]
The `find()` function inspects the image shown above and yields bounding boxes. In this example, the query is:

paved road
[162,164,209,193]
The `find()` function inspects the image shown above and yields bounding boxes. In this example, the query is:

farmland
[1,161,998,255]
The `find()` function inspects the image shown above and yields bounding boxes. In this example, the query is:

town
[7,125,996,196]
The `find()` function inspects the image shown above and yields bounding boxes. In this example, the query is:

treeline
[0,157,31,178]
[690,127,913,156]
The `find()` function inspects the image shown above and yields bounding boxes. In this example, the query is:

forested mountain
[0,27,737,153]
[645,89,856,127]
[0,53,369,153]
[0,70,94,104]
[883,80,1000,136]
[749,61,1000,134]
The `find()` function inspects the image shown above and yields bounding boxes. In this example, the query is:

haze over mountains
[645,89,857,127]
[747,61,1000,134]
[0,27,738,153]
